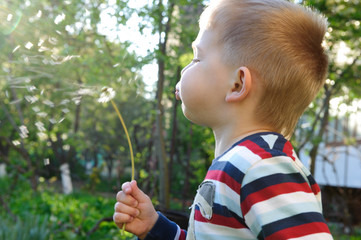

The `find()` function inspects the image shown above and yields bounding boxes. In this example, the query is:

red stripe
[242,182,313,215]
[266,222,331,240]
[311,183,321,195]
[194,209,247,229]
[240,140,273,159]
[205,170,241,193]
[179,230,186,240]
[282,141,296,161]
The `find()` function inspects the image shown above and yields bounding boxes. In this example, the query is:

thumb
[129,180,148,203]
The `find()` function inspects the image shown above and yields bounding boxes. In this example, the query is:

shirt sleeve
[240,157,333,240]
[141,211,187,240]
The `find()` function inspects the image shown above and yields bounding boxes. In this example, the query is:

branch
[86,216,113,237]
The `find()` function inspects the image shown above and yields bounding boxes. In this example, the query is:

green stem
[110,100,135,181]
[110,100,135,235]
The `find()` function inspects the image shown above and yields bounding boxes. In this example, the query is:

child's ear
[225,67,252,102]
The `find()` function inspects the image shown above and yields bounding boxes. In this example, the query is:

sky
[97,0,159,94]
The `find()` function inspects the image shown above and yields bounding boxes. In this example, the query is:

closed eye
[192,58,200,63]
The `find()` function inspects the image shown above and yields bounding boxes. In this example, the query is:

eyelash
[192,58,200,63]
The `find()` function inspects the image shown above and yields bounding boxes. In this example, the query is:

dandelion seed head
[98,87,116,103]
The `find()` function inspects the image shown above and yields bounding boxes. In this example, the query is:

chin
[183,111,208,126]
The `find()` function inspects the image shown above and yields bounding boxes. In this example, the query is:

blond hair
[200,0,328,138]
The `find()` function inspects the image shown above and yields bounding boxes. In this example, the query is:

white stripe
[242,156,299,185]
[208,179,242,217]
[248,201,322,234]
[289,232,334,240]
[174,225,181,240]
[195,221,256,239]
[219,145,261,172]
[245,191,321,227]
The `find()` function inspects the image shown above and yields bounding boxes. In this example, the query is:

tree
[0,0,146,194]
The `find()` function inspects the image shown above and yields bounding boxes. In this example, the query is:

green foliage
[0,213,51,240]
[0,177,135,240]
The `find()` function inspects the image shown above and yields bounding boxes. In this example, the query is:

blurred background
[0,0,360,239]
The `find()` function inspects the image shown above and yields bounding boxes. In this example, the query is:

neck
[213,126,274,158]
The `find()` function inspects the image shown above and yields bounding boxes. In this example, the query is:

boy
[113,0,334,239]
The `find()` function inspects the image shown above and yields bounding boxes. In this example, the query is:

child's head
[199,0,328,138]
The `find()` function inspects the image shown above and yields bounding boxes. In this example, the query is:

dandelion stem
[110,99,135,235]
[110,100,135,181]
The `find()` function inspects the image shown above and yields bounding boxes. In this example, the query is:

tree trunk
[154,0,175,209]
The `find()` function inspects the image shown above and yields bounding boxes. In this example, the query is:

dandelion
[99,87,135,235]
[98,87,116,103]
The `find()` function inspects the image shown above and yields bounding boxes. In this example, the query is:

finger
[114,202,140,217]
[113,212,134,225]
[128,180,150,203]
[116,191,138,207]
[121,181,132,194]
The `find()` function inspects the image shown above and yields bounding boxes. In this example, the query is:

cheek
[179,73,201,105]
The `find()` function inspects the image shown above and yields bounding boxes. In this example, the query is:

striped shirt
[143,132,333,240]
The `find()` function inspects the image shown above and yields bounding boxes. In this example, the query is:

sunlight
[335,41,353,66]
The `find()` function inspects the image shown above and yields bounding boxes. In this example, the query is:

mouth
[175,83,181,100]
[175,88,181,100]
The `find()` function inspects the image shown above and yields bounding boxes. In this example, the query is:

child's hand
[113,180,158,239]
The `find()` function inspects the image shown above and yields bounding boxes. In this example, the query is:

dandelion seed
[49,118,57,124]
[32,106,40,112]
[113,63,120,67]
[38,38,44,46]
[39,46,50,52]
[25,41,33,49]
[54,13,65,25]
[37,112,48,118]
[35,121,46,132]
[55,30,62,35]
[49,37,58,45]
[43,99,55,107]
[7,14,13,21]
[98,87,115,103]
[25,95,38,103]
[12,45,20,53]
[38,132,48,141]
[77,88,94,96]
[26,85,36,92]
[10,99,22,105]
[12,140,20,146]
[36,10,42,18]
[60,99,70,105]
[62,108,70,114]
[72,96,81,105]
[58,117,65,123]
[44,158,50,165]
[19,125,29,139]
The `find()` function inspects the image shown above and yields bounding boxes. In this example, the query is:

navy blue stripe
[241,173,307,202]
[249,135,289,158]
[213,132,284,162]
[145,212,178,240]
[307,174,317,186]
[261,212,326,237]
[208,160,244,185]
[195,203,247,226]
